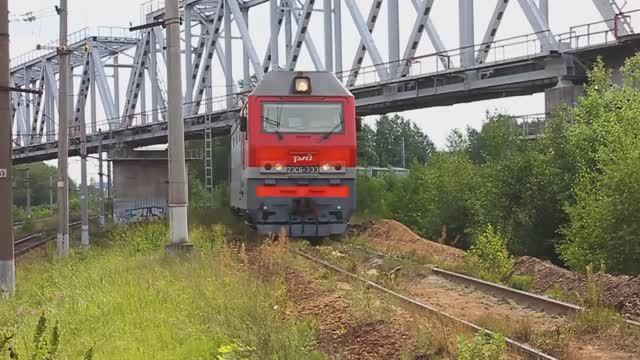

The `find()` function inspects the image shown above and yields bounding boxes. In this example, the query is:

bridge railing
[337,30,553,88]
[10,27,137,68]
[557,9,639,49]
[508,113,548,139]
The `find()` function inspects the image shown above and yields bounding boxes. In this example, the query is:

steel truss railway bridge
[9,0,640,169]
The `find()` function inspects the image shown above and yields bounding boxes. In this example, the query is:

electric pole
[49,175,53,207]
[56,0,70,257]
[79,87,89,248]
[107,159,111,219]
[25,169,31,217]
[98,130,105,227]
[401,137,406,169]
[0,0,16,298]
[166,0,190,250]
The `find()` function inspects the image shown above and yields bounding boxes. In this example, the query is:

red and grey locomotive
[230,71,358,237]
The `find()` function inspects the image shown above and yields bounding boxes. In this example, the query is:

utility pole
[49,175,53,207]
[401,137,406,169]
[107,159,111,220]
[98,130,105,227]
[166,0,190,250]
[56,0,70,257]
[25,169,31,217]
[79,88,89,248]
[0,0,15,298]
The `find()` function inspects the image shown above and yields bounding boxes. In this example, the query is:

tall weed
[464,225,514,282]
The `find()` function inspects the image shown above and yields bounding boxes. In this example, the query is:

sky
[6,0,618,182]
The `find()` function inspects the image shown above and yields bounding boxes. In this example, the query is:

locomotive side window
[261,102,343,134]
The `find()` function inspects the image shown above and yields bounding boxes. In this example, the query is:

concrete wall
[112,149,169,224]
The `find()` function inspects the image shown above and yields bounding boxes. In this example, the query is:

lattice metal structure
[9,0,640,163]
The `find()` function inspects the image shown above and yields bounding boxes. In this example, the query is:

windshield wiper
[262,115,283,140]
[319,117,343,142]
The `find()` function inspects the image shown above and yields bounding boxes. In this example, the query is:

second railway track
[352,244,640,328]
[14,219,91,258]
[291,247,557,360]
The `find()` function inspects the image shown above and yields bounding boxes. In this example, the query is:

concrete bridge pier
[110,148,170,224]
[545,78,584,115]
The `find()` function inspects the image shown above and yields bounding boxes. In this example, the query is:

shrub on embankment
[0,220,323,359]
[356,54,640,276]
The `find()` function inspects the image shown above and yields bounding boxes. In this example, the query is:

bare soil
[283,270,419,359]
[349,220,640,359]
[515,256,640,321]
[354,220,640,322]
[358,220,465,265]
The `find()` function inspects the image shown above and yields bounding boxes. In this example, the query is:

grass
[0,220,324,359]
[474,314,534,343]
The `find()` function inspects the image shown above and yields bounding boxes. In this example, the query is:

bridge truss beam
[8,0,639,162]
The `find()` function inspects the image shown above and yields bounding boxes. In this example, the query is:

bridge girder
[8,0,639,162]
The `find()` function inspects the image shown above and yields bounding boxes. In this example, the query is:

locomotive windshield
[262,102,343,134]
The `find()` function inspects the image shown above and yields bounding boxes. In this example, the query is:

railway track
[291,248,557,360]
[14,219,88,258]
[352,244,640,328]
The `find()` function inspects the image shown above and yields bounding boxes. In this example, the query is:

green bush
[390,154,476,242]
[465,225,514,282]
[456,331,506,360]
[356,174,393,219]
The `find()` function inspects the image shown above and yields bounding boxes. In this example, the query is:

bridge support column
[545,79,584,115]
[110,148,170,224]
[111,148,197,224]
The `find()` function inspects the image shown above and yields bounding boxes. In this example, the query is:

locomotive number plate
[287,166,319,174]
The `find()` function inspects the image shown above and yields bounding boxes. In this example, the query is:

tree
[559,56,640,274]
[12,162,75,208]
[373,114,434,167]
[390,153,477,243]
[357,122,379,166]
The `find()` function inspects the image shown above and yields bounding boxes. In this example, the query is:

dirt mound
[360,220,464,265]
[515,256,640,320]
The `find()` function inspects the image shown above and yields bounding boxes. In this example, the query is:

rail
[291,248,557,360]
[353,245,640,329]
[14,218,96,258]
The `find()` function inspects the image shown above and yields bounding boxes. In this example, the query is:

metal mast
[0,0,16,298]
[79,88,89,248]
[56,0,70,257]
[166,0,190,248]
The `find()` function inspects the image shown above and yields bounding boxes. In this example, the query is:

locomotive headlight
[293,76,311,94]
[321,163,332,172]
[274,163,284,172]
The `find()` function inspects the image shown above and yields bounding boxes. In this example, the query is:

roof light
[293,76,311,94]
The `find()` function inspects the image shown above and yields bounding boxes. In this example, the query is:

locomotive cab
[230,71,357,237]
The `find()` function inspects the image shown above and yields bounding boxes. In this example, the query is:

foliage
[357,114,435,167]
[464,225,515,282]
[0,313,59,360]
[0,221,324,359]
[462,115,568,257]
[109,220,168,254]
[189,168,211,208]
[559,56,640,274]
[456,331,507,360]
[390,153,476,243]
[355,174,392,219]
[357,123,379,166]
[508,274,533,291]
